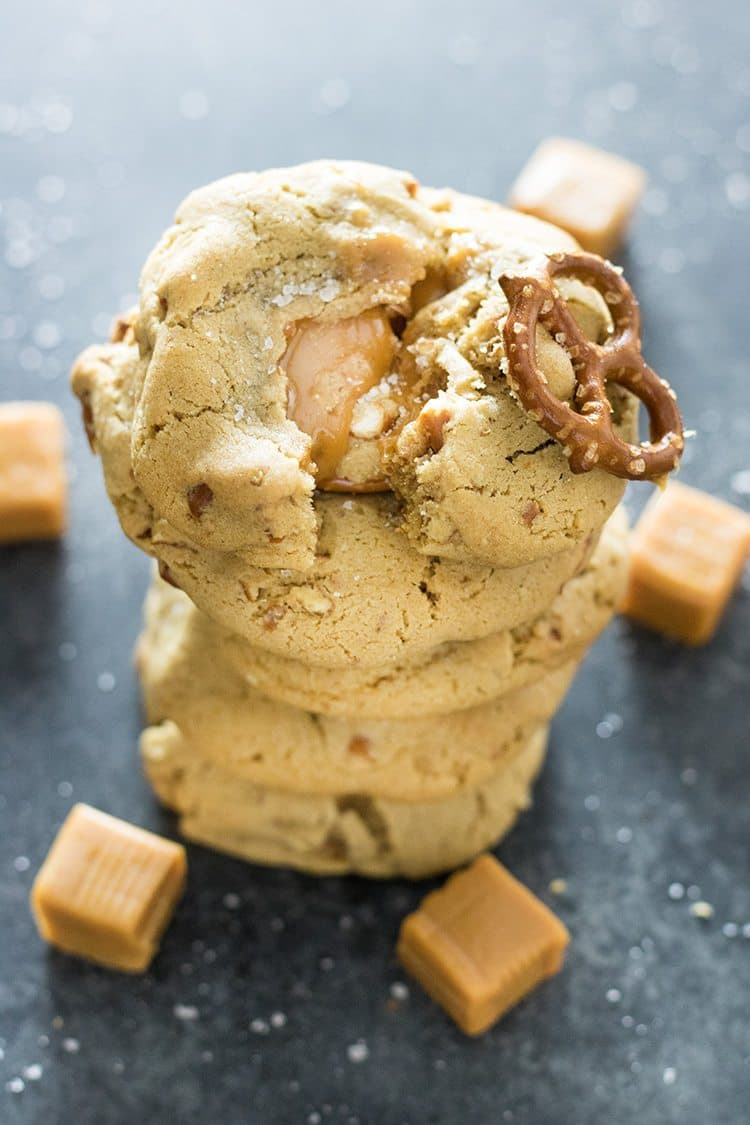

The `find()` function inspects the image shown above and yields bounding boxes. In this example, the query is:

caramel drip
[282,309,397,489]
[376,270,452,456]
[409,269,449,314]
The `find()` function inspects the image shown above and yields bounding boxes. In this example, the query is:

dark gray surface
[1,1,749,1122]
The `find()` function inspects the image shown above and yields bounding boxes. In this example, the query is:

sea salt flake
[690,901,714,920]
[319,78,351,111]
[173,1004,199,1022]
[347,1040,369,1063]
[726,172,750,210]
[730,469,750,496]
[319,278,340,302]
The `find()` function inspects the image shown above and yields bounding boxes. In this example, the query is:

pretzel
[497,252,684,480]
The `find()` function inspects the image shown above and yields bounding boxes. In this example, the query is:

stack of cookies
[72,161,682,877]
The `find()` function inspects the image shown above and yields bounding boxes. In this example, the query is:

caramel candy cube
[509,137,646,259]
[397,854,569,1036]
[0,401,67,543]
[31,804,187,973]
[622,482,750,645]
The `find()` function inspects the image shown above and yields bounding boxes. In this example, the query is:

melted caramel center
[282,309,397,489]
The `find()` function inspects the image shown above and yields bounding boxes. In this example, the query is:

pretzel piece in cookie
[498,252,684,481]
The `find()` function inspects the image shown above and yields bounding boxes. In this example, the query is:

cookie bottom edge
[144,725,549,880]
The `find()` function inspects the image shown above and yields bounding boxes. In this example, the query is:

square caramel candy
[397,854,569,1036]
[0,401,67,543]
[509,137,646,259]
[31,804,187,973]
[622,481,750,646]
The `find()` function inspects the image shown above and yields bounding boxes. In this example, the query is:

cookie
[162,490,600,666]
[71,334,595,664]
[141,506,628,717]
[137,577,577,801]
[72,161,637,577]
[142,724,549,879]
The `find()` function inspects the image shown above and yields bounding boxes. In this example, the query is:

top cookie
[73,160,640,571]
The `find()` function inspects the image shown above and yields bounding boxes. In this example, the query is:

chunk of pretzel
[498,252,684,480]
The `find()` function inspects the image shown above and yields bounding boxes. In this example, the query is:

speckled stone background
[1,1,749,1122]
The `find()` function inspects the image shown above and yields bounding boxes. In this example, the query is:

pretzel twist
[498,252,684,480]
